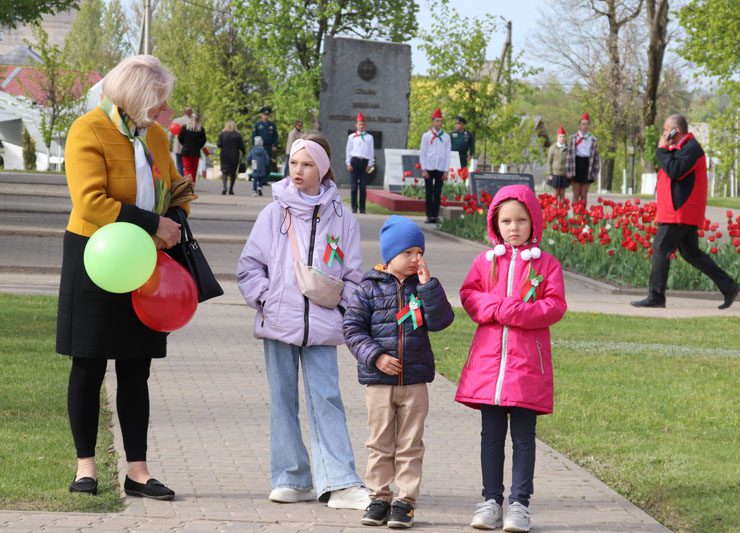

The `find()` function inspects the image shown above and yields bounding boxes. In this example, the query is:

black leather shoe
[124,476,175,500]
[69,476,98,495]
[424,218,434,224]
[630,298,666,308]
[719,283,739,309]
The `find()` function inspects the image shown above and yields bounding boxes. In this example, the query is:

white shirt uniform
[575,132,593,158]
[419,128,452,172]
[345,131,375,167]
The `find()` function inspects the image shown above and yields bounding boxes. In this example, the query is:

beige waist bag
[287,210,344,308]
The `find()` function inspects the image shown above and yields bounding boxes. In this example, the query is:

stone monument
[319,36,411,187]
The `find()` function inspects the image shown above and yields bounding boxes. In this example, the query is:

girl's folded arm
[460,256,504,324]
[495,262,567,329]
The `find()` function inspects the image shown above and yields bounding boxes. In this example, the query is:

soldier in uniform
[252,106,279,174]
[450,115,475,170]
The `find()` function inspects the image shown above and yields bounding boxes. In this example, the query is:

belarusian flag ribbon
[523,272,544,303]
[396,294,424,330]
[323,234,344,266]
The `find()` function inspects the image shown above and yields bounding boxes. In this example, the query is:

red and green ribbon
[323,235,344,267]
[523,271,544,303]
[430,129,445,144]
[396,294,424,330]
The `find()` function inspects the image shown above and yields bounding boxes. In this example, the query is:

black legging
[68,357,151,462]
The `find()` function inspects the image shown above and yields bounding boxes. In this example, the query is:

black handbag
[238,158,247,174]
[165,207,224,303]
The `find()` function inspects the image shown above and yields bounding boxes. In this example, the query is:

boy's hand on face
[417,254,430,284]
[375,354,402,376]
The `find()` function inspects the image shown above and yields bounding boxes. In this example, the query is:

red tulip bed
[439,193,740,291]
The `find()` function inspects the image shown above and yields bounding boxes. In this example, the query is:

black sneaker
[630,297,666,308]
[388,500,414,528]
[361,499,391,526]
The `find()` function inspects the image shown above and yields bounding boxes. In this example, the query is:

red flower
[635,198,641,205]
[734,237,740,247]
[710,246,718,254]
[727,210,734,218]
[715,231,723,238]
[455,194,461,201]
[708,235,715,242]
[608,250,615,256]
[415,163,421,169]
[698,230,704,237]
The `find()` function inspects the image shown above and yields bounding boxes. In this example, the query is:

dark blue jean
[480,405,537,507]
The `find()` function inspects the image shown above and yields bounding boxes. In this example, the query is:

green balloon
[84,222,157,293]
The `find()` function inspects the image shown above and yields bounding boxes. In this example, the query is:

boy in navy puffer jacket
[343,215,454,528]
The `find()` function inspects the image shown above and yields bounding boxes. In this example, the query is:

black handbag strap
[170,206,194,243]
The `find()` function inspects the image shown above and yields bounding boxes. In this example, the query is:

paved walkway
[3,172,734,532]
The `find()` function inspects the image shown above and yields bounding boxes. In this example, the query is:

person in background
[252,106,279,173]
[547,125,569,204]
[246,136,270,196]
[631,114,739,309]
[451,115,475,170]
[419,107,451,224]
[217,120,246,195]
[168,105,192,176]
[284,119,304,176]
[178,114,207,185]
[566,112,600,206]
[345,112,375,214]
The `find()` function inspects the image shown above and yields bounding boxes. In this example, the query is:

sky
[409,0,547,75]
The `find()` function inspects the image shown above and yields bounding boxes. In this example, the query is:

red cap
[557,125,566,135]
[432,107,443,119]
[355,112,365,122]
[581,112,590,121]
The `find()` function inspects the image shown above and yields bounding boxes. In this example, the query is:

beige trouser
[365,383,429,507]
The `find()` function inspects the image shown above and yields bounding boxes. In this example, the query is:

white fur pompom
[520,249,532,261]
[494,244,506,256]
[485,250,495,261]
[530,247,541,259]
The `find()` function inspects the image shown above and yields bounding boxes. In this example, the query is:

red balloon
[168,122,182,136]
[132,251,197,332]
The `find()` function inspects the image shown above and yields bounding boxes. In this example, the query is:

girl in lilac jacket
[457,185,567,532]
[236,134,370,510]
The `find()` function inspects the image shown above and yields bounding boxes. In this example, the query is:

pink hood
[487,184,544,248]
[455,185,567,414]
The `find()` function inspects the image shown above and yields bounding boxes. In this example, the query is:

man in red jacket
[632,115,738,309]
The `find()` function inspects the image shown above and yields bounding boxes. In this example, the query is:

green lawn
[706,197,740,209]
[432,310,740,533]
[0,294,122,512]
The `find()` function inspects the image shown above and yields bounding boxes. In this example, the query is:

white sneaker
[471,500,503,529]
[268,487,315,503]
[327,485,372,510]
[503,501,530,532]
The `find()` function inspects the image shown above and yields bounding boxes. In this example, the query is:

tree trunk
[642,0,669,130]
[601,155,616,191]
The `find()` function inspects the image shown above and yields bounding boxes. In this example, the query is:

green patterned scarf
[98,96,170,215]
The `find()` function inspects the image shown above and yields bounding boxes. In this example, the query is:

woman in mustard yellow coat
[57,55,187,500]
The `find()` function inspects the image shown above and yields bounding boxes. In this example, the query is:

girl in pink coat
[456,185,567,532]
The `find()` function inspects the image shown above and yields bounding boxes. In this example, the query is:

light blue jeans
[263,339,362,498]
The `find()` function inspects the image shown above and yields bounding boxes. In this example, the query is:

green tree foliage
[64,0,130,75]
[24,25,91,150]
[415,1,539,169]
[150,0,267,136]
[22,128,36,170]
[232,0,419,136]
[678,0,739,191]
[0,0,78,28]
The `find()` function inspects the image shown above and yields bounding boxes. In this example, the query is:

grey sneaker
[503,501,530,532]
[471,500,503,529]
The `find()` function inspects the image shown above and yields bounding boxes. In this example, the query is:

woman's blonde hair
[102,55,174,127]
[222,120,237,132]
[301,133,335,182]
